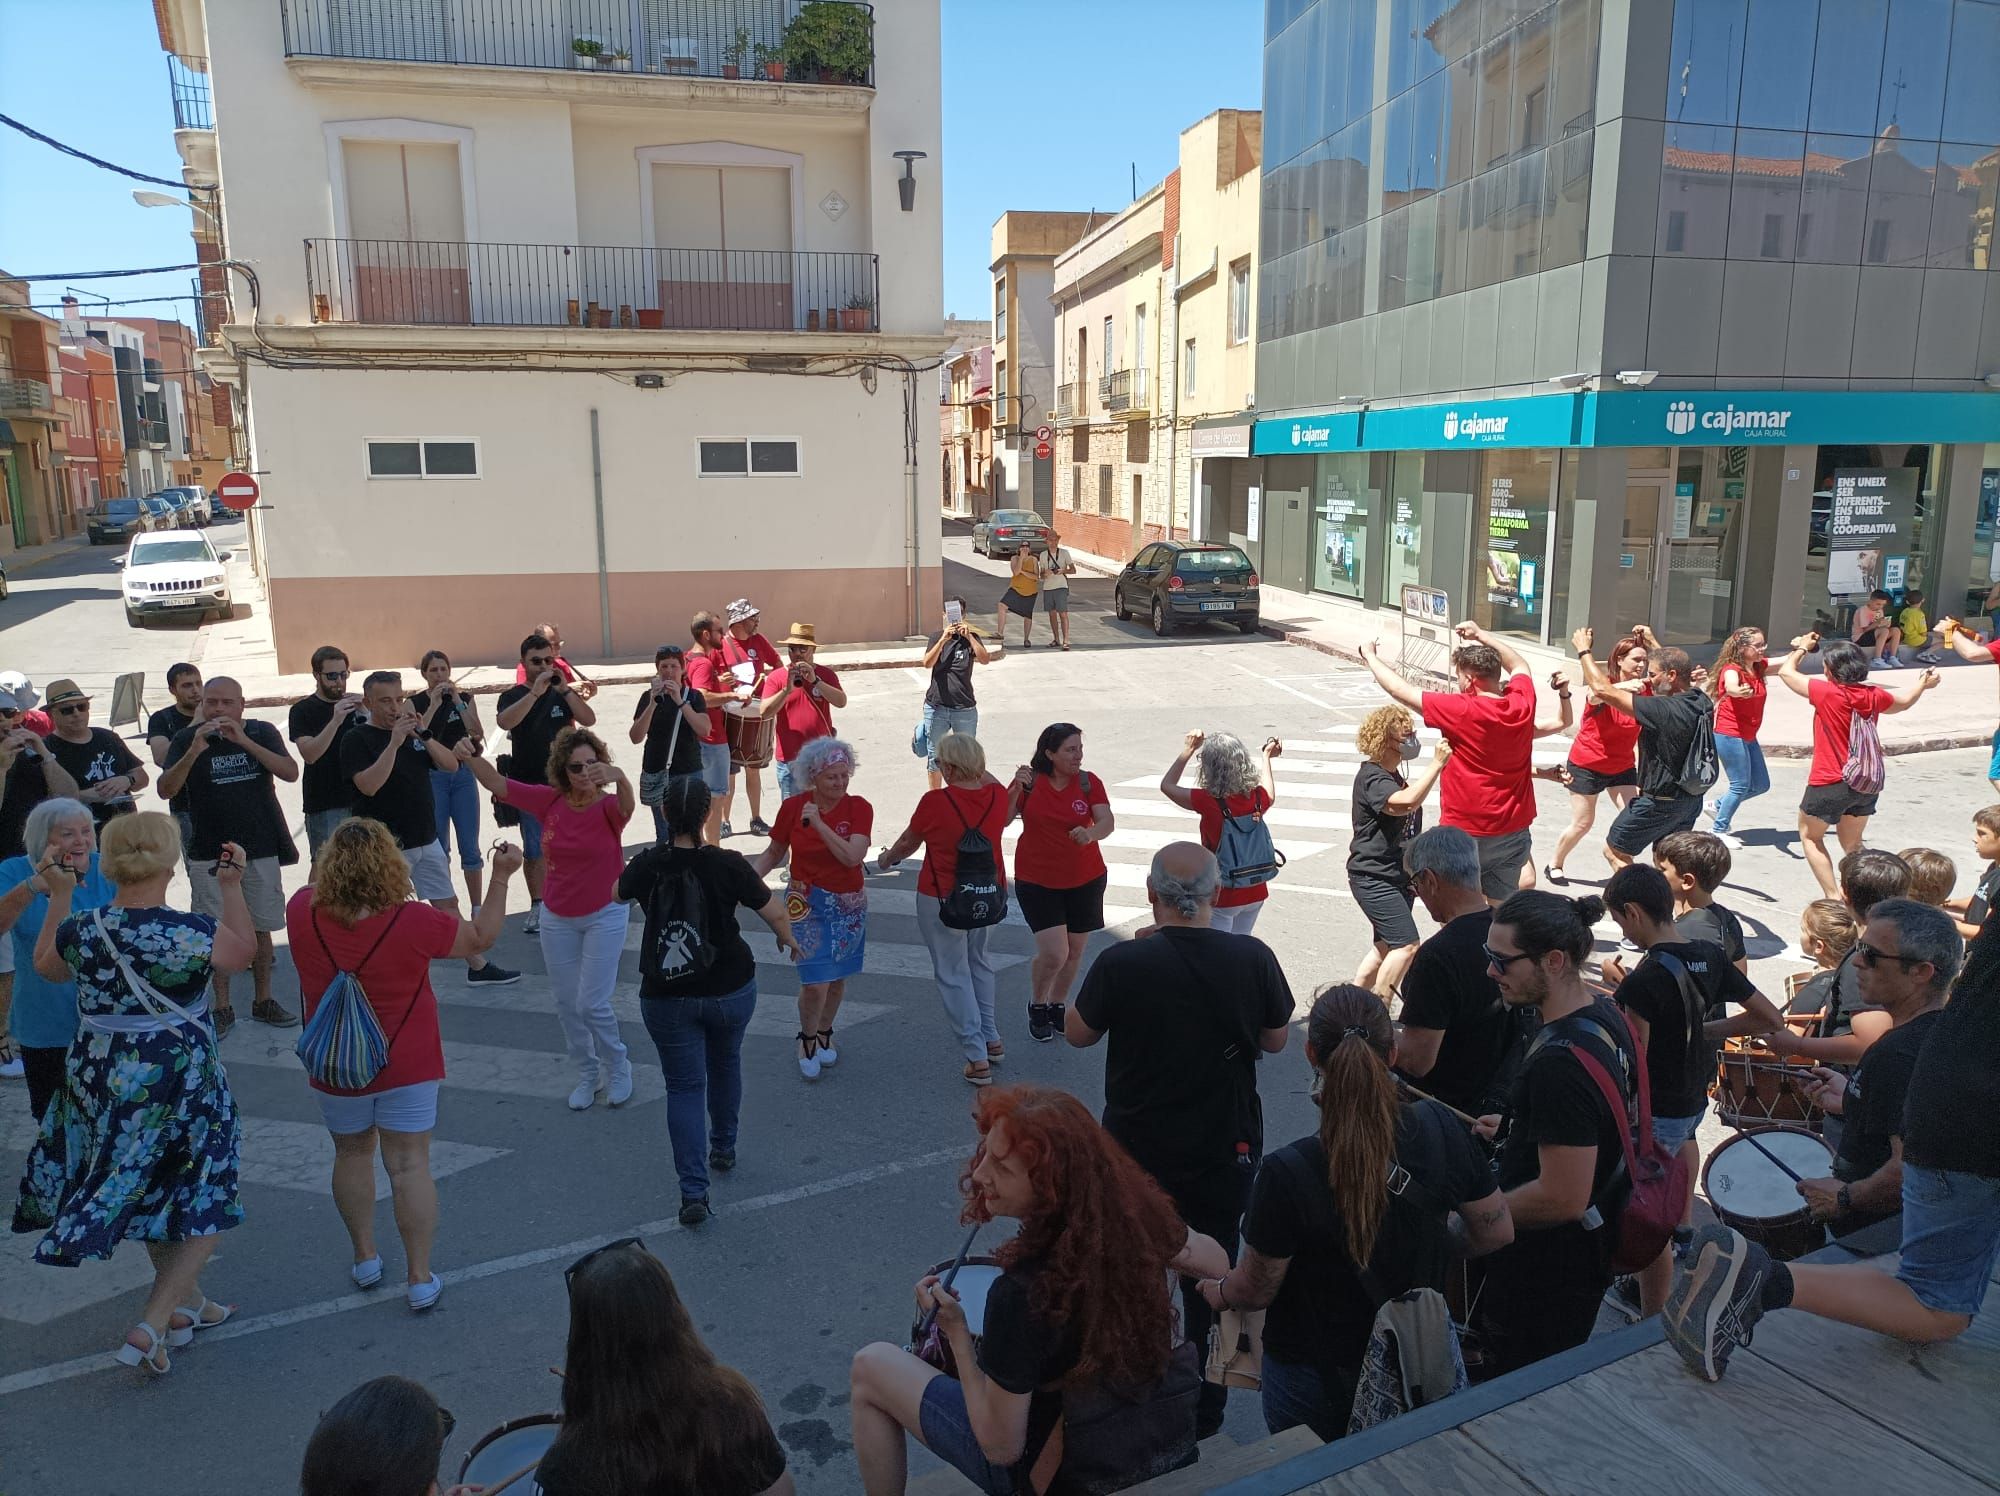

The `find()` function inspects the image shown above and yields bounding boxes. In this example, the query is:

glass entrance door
[1659,454,1746,648]
[1619,477,1669,634]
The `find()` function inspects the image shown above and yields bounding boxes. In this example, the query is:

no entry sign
[216,471,260,512]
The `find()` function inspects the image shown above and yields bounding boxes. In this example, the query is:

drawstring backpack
[295,906,409,1091]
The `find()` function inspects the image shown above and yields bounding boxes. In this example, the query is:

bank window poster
[1981,469,1999,581]
[1317,470,1368,599]
[1827,468,1919,596]
[1484,473,1547,625]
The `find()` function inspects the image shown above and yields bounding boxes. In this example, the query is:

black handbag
[491,751,521,828]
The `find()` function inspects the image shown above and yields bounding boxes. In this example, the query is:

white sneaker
[605,1059,635,1106]
[1714,831,1745,849]
[523,904,542,935]
[798,1050,821,1082]
[567,1074,603,1111]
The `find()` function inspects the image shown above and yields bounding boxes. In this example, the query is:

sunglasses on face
[319,670,349,680]
[54,703,88,716]
[1853,940,1925,971]
[1482,944,1534,971]
[565,1236,644,1292]
[565,760,595,775]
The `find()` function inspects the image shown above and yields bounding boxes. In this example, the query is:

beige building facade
[989,211,1099,521]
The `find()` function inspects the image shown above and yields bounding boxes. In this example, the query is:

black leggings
[21,1045,66,1122]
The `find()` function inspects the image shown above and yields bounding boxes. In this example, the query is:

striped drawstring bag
[295,906,406,1091]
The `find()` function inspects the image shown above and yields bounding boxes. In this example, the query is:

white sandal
[169,1297,235,1344]
[113,1322,172,1376]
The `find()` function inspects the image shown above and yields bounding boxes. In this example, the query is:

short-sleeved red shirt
[506,781,632,915]
[1713,659,1768,740]
[1807,678,1893,786]
[772,792,873,893]
[1569,701,1642,774]
[1191,786,1275,907]
[759,665,840,762]
[907,784,1010,897]
[1014,771,1110,888]
[286,890,459,1095]
[683,651,730,744]
[720,632,781,681]
[1420,675,1537,836]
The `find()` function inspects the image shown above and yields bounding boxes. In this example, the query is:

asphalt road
[1,523,1994,1494]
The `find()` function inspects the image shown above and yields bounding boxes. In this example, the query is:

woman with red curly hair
[849,1085,1227,1494]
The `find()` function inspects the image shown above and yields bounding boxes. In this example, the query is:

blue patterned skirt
[789,883,867,985]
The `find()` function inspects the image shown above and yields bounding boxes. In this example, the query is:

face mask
[1399,734,1422,762]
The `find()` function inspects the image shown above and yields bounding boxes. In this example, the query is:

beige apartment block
[155,0,947,670]
[1051,109,1260,563]
[986,210,1102,522]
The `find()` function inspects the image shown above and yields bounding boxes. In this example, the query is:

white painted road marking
[435,974,893,1038]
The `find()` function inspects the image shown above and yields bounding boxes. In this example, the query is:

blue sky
[0,0,1264,331]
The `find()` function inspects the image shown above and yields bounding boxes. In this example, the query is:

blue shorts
[315,1080,441,1135]
[1988,728,2000,784]
[918,1374,1024,1496]
[775,759,800,800]
[700,739,732,795]
[518,811,544,861]
[1897,1163,2000,1318]
[1652,1112,1703,1152]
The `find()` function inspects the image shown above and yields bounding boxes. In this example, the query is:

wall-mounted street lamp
[893,150,927,212]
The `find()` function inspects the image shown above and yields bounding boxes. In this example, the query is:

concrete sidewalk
[1062,541,1999,757]
[0,531,92,578]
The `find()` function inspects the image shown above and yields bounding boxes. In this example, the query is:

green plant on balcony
[753,40,785,79]
[721,26,752,78]
[780,1,872,84]
[840,292,876,331]
[571,35,603,68]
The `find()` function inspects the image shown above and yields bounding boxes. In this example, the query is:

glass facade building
[1242,0,2000,657]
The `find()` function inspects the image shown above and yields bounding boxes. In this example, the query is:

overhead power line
[8,263,207,281]
[0,111,207,193]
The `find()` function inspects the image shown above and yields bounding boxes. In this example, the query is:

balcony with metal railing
[1099,367,1150,419]
[168,54,213,130]
[279,0,873,88]
[949,406,970,438]
[305,238,881,334]
[1054,381,1083,425]
[0,378,55,418]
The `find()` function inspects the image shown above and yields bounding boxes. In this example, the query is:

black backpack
[1678,697,1720,796]
[642,852,715,985]
[934,788,1005,930]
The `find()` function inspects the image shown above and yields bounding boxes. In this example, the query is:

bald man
[1066,840,1295,1435]
[160,675,301,1036]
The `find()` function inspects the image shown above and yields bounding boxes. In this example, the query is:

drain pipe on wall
[904,369,921,636]
[589,407,612,656]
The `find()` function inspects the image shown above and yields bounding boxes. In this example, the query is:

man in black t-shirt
[147,662,204,849]
[1068,842,1294,1435]
[919,599,988,789]
[287,644,362,868]
[628,646,711,842]
[496,633,598,931]
[0,691,80,860]
[1667,902,1987,1383]
[1470,889,1637,1379]
[1573,627,1710,870]
[40,679,147,828]
[160,676,300,1034]
[341,671,518,987]
[1396,828,1532,1117]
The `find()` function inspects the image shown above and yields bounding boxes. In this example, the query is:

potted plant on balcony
[754,41,785,80]
[571,36,604,69]
[721,26,751,79]
[638,306,665,330]
[780,1,872,84]
[607,47,632,71]
[840,292,875,332]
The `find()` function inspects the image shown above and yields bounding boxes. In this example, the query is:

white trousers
[539,902,631,1080]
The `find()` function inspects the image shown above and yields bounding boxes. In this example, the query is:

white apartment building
[155,0,946,670]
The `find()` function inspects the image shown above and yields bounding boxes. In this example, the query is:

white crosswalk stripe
[433,975,896,1037]
[1103,796,1351,831]
[862,885,1152,929]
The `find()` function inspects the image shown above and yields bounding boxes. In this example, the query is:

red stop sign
[216,471,260,511]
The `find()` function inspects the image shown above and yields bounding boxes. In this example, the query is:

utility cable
[0,111,209,194]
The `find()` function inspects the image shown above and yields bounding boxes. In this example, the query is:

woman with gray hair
[754,736,873,1081]
[1160,728,1282,934]
[0,798,115,1120]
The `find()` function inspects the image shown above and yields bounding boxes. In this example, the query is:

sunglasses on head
[565,1236,644,1292]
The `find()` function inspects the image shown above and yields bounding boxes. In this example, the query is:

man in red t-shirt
[756,622,848,801]
[1774,630,1938,896]
[719,599,783,835]
[684,611,735,844]
[1938,615,2000,795]
[1362,621,1537,902]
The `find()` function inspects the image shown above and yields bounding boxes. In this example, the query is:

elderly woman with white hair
[1159,728,1282,935]
[754,736,872,1081]
[0,798,116,1120]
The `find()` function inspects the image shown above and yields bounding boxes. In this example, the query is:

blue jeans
[1260,1352,1354,1442]
[1711,733,1769,833]
[517,810,544,861]
[430,764,483,869]
[305,807,351,861]
[640,978,758,1201]
[775,759,800,800]
[1898,1163,2000,1317]
[922,703,979,772]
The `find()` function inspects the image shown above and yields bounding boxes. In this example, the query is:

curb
[2,535,92,578]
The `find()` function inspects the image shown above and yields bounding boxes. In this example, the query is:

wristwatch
[1836,1183,1853,1217]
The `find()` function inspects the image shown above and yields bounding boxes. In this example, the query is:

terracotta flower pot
[723,64,740,79]
[637,308,665,329]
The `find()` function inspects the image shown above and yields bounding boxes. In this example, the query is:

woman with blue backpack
[1159,729,1282,935]
[878,731,1010,1087]
[286,817,523,1311]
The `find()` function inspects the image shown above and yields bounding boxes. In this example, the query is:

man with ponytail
[1467,890,1638,1376]
[1200,985,1511,1439]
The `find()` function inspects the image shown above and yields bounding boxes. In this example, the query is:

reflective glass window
[1380,207,1411,312]
[1474,32,1518,170]
[1329,119,1372,237]
[1797,134,1874,262]
[1808,0,1888,135]
[1658,124,1735,256]
[1389,0,1424,95]
[1385,90,1418,205]
[1728,129,1804,258]
[1543,129,1592,268]
[1314,453,1377,599]
[1930,142,1997,268]
[1296,3,1326,157]
[1666,0,1747,125]
[1320,0,1352,137]
[1473,449,1557,642]
[1348,0,1377,124]
[1467,167,1512,287]
[1414,68,1452,192]
[1876,0,1950,138]
[1862,138,1936,265]
[1437,180,1474,295]
[1412,2,1457,79]
[1942,0,2000,144]
[1406,193,1444,301]
[1332,225,1369,325]
[1737,0,1816,130]
[1446,49,1482,185]
[1505,151,1548,278]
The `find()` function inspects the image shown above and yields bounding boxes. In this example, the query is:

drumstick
[914,1224,982,1339]
[1735,1130,1805,1183]
[1395,1077,1481,1128]
[480,1459,543,1496]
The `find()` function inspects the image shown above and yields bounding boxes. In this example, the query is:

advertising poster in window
[1826,468,1918,596]
[1482,472,1547,626]
[1316,467,1368,598]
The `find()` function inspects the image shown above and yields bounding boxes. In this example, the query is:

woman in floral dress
[13,811,255,1376]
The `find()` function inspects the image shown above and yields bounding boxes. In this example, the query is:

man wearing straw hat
[757,622,849,801]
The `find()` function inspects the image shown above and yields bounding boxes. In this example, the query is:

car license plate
[1200,601,1232,612]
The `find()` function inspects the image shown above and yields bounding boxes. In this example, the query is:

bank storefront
[1244,391,2000,655]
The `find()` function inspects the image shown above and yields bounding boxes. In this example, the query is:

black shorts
[1015,874,1107,934]
[1348,873,1419,947]
[1565,759,1638,797]
[1801,781,1880,824]
[1605,791,1704,855]
[1854,628,1879,648]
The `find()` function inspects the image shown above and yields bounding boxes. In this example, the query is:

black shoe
[1027,1004,1055,1042]
[679,1196,713,1228]
[467,962,521,986]
[749,816,771,837]
[709,1147,736,1172]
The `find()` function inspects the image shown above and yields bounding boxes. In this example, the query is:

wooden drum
[1713,1038,1824,1133]
[725,701,775,770]
[1702,1126,1835,1262]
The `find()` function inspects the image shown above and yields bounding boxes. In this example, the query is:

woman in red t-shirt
[286,818,524,1311]
[1158,728,1281,935]
[1775,634,1938,896]
[1545,634,1646,884]
[752,736,873,1081]
[878,731,1010,1085]
[1006,722,1113,1042]
[1707,627,1770,845]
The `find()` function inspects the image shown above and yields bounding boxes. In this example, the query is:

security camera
[1616,370,1660,388]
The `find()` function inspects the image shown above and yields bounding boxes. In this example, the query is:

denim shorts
[518,811,544,860]
[775,759,800,800]
[699,739,732,795]
[1652,1111,1703,1152]
[918,1374,1022,1496]
[315,1080,441,1135]
[923,704,979,772]
[1896,1163,2000,1318]
[305,807,352,860]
